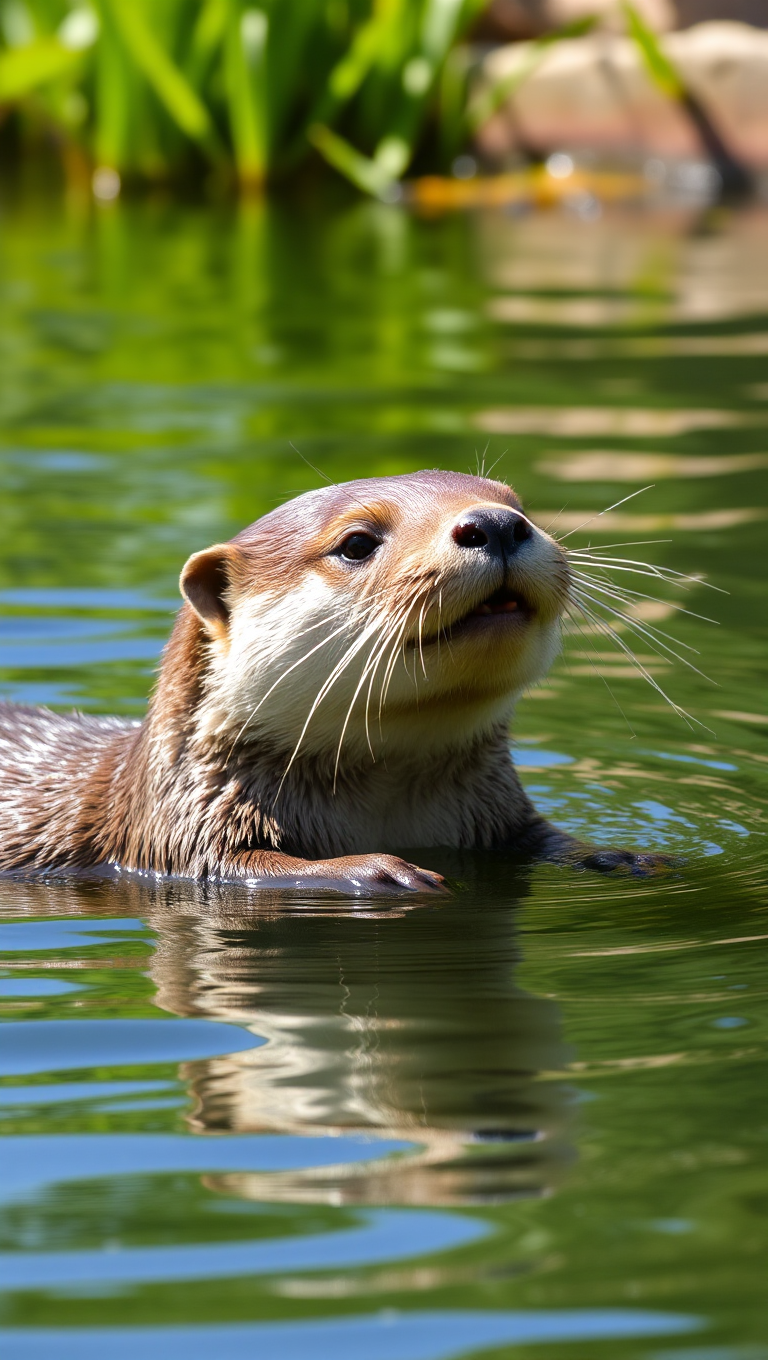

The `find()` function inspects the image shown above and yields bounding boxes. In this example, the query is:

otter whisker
[377,589,423,716]
[436,587,456,667]
[416,593,432,680]
[571,596,694,724]
[564,605,636,735]
[338,580,426,765]
[570,586,701,675]
[411,596,426,689]
[570,574,704,648]
[334,628,393,778]
[225,610,368,760]
[381,612,418,721]
[379,583,433,723]
[557,485,656,542]
[418,572,448,672]
[385,606,424,713]
[571,583,714,683]
[237,578,395,706]
[225,595,385,758]
[569,571,719,626]
[566,538,672,553]
[473,442,490,479]
[407,582,436,691]
[362,601,416,757]
[335,583,435,783]
[567,554,727,593]
[568,594,707,730]
[275,609,392,799]
[570,557,697,586]
[285,574,426,776]
[290,442,376,520]
[564,505,721,728]
[569,559,691,584]
[483,448,507,482]
[333,596,417,782]
[571,565,707,593]
[542,504,570,534]
[371,585,433,741]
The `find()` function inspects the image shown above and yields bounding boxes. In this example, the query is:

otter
[0,470,667,894]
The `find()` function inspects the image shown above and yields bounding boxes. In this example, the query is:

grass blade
[623,2,682,100]
[102,0,216,148]
[309,122,403,195]
[188,0,229,85]
[225,4,269,185]
[0,37,82,99]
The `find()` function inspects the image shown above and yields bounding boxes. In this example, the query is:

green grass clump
[0,0,485,192]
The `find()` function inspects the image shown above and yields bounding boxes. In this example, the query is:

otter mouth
[466,581,530,620]
[417,582,533,647]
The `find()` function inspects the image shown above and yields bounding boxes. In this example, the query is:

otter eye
[338,532,380,561]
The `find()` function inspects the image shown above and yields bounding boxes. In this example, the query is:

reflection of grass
[0,0,484,192]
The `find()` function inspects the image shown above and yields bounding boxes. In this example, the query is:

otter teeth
[473,597,519,616]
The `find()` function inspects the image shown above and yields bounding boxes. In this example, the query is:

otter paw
[340,854,448,897]
[581,848,677,878]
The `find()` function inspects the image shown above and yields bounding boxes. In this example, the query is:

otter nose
[452,506,532,556]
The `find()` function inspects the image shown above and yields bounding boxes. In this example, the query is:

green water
[0,194,766,1360]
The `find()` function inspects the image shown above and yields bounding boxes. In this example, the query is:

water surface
[0,194,766,1359]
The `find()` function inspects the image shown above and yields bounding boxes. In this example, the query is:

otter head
[179,471,570,767]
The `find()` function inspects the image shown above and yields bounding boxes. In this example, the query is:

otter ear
[180,544,239,637]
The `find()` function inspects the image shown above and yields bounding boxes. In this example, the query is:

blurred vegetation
[0,1,752,204]
[0,0,490,194]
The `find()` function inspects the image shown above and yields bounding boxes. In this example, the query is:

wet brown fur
[0,471,667,893]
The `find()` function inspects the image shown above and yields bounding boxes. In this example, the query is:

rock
[475,21,768,170]
[545,0,676,31]
[479,0,768,37]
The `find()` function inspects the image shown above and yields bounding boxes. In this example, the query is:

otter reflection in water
[143,866,575,1208]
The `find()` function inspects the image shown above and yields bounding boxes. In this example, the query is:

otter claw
[346,855,449,897]
[242,853,448,899]
[581,848,678,878]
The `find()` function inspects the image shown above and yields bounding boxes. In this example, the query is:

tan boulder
[475,21,768,169]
